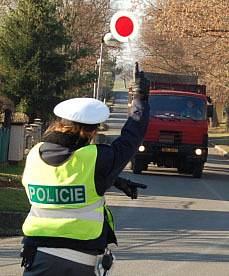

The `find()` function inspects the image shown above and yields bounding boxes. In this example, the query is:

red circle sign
[110,11,138,42]
[115,16,134,37]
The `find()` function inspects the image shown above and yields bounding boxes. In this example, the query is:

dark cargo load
[144,72,198,84]
[144,72,206,95]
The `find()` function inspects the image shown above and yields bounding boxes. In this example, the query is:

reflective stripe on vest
[28,198,105,221]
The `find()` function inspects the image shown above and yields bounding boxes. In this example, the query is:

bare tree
[140,0,229,129]
[57,0,111,96]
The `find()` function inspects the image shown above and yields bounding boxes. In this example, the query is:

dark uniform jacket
[22,99,149,255]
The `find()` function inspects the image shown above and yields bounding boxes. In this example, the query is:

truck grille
[159,131,182,144]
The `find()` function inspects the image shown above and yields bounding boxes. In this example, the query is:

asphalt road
[1,146,229,276]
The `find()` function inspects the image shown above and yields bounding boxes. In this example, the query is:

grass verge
[0,184,29,236]
[0,161,25,176]
[0,188,30,212]
[208,132,229,138]
[0,162,28,235]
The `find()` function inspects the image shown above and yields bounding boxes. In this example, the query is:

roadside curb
[215,145,229,157]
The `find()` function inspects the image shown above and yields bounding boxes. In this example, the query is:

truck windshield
[149,95,206,121]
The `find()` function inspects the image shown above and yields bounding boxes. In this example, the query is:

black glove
[114,177,147,200]
[129,62,150,101]
[21,246,37,271]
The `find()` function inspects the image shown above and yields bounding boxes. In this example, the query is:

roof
[0,112,29,124]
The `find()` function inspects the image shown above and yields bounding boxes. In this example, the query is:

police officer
[20,63,150,276]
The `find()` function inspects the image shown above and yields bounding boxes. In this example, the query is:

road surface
[1,147,229,276]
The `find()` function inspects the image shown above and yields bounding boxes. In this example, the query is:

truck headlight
[139,145,145,152]
[195,148,202,156]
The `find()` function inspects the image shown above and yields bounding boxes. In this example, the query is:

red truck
[129,72,213,178]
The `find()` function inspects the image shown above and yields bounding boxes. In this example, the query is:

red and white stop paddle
[110,11,138,43]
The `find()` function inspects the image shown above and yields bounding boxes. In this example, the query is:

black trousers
[23,251,95,276]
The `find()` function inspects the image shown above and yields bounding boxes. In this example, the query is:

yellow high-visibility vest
[22,142,114,240]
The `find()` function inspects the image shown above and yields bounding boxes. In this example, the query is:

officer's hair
[44,119,99,140]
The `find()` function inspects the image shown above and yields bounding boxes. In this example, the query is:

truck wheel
[143,163,148,171]
[177,166,185,174]
[132,159,143,174]
[193,163,204,178]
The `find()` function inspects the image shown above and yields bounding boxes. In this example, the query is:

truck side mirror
[207,104,213,118]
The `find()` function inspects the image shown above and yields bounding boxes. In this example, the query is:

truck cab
[129,74,212,178]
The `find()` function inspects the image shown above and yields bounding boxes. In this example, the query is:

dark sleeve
[95,99,150,196]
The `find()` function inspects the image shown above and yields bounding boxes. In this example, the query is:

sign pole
[96,40,104,100]
[93,63,97,98]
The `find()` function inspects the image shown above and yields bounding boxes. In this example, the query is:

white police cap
[54,98,110,124]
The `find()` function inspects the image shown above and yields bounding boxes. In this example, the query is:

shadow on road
[113,151,229,263]
[111,206,229,262]
[121,172,229,201]
[207,151,229,166]
[0,248,20,259]
[121,154,229,202]
[204,166,229,174]
[116,251,229,262]
[112,206,229,232]
[209,136,229,146]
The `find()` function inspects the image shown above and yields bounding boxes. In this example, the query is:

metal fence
[0,127,10,163]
